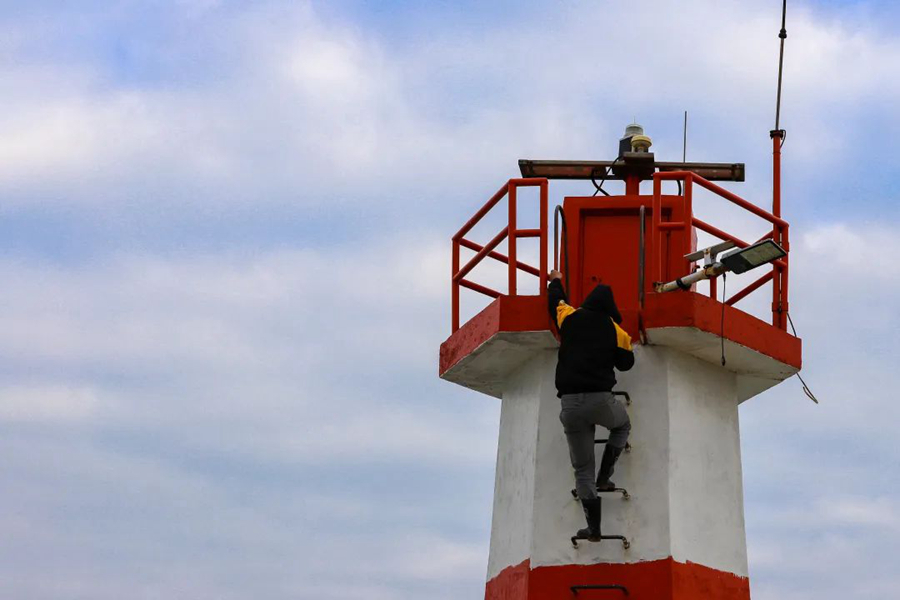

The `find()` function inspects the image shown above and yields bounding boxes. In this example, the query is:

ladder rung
[612,391,631,405]
[594,440,632,453]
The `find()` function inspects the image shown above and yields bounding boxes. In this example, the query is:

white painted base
[486,345,749,581]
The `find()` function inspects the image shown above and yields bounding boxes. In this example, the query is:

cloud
[0,233,495,600]
[0,1,899,599]
[1,217,897,599]
[5,0,898,218]
[0,233,500,466]
[0,385,99,422]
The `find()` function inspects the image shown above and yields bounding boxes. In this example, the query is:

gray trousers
[559,392,631,500]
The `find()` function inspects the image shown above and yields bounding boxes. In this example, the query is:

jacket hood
[581,284,622,324]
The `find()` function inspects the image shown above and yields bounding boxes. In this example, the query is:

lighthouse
[439,125,801,599]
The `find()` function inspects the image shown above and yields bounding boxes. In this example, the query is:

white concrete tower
[440,140,800,600]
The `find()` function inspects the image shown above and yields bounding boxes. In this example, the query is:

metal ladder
[570,391,632,549]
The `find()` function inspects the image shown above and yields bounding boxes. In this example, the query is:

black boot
[596,444,624,491]
[575,497,602,541]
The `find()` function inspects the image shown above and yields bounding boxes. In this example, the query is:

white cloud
[824,496,900,530]
[4,0,899,212]
[0,233,503,469]
[1,1,899,599]
[0,385,99,422]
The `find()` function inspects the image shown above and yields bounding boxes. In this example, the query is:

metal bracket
[684,240,736,267]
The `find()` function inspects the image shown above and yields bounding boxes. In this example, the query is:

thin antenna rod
[775,0,788,131]
[682,111,688,162]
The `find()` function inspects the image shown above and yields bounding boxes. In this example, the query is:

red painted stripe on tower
[485,558,750,600]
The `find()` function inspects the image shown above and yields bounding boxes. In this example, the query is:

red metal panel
[579,212,644,315]
[562,195,687,312]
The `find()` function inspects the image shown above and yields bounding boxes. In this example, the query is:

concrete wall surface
[486,352,543,581]
[667,350,748,576]
[485,344,750,582]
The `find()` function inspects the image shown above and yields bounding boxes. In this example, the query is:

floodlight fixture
[655,239,786,294]
[719,240,787,274]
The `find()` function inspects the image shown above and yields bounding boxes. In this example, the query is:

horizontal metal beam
[518,159,745,182]
[459,278,501,298]
[453,227,508,283]
[457,238,541,277]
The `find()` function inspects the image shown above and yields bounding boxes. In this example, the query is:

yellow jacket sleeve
[556,301,576,328]
[613,321,633,351]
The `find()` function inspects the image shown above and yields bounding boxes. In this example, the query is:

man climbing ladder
[548,270,634,541]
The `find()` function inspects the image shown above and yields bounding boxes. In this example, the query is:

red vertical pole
[771,133,783,328]
[710,274,718,300]
[539,181,548,297]
[773,134,782,218]
[781,223,790,330]
[683,174,693,278]
[452,239,460,332]
[625,175,640,196]
[652,175,662,284]
[508,182,518,297]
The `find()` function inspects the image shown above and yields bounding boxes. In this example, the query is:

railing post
[508,182,518,296]
[771,232,780,327]
[780,223,790,330]
[683,173,694,278]
[539,181,548,297]
[652,175,662,284]
[772,134,782,219]
[772,132,784,329]
[452,239,460,332]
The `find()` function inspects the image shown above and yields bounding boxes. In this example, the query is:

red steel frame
[651,157,790,330]
[451,178,549,332]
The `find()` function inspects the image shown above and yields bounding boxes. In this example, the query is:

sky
[1,1,899,599]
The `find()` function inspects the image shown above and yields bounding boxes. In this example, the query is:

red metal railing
[452,178,549,332]
[651,169,790,330]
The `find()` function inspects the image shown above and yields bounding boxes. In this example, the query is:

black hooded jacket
[548,279,635,397]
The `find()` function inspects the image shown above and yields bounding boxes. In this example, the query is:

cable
[772,1,815,404]
[720,273,727,366]
[554,205,570,296]
[591,157,619,197]
[786,312,820,404]
[771,1,813,403]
